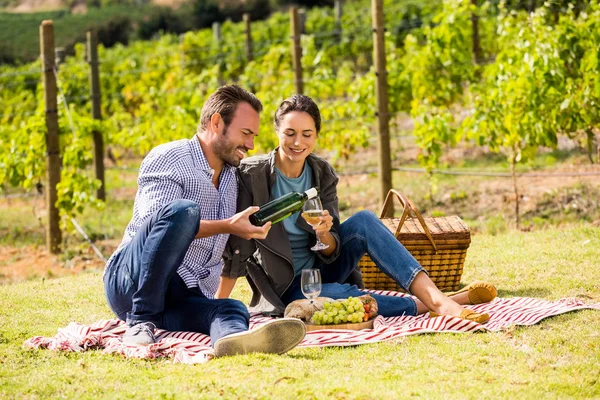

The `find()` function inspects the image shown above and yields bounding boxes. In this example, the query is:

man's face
[213,102,260,167]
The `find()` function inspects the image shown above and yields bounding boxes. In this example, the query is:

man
[103,85,306,357]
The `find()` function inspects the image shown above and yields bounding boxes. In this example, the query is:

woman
[222,94,495,322]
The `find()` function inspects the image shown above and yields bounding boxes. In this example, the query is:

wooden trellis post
[290,7,303,94]
[243,13,253,62]
[40,20,62,253]
[372,0,392,212]
[87,30,105,201]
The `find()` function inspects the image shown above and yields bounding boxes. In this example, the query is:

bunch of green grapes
[311,297,367,325]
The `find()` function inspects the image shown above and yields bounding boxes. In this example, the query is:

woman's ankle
[428,298,465,316]
[449,291,471,305]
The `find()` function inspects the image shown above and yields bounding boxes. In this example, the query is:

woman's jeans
[282,211,423,317]
[103,199,249,346]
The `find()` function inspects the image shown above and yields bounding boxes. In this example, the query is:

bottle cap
[305,187,318,199]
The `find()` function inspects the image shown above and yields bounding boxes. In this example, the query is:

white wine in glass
[302,197,329,251]
[301,268,322,304]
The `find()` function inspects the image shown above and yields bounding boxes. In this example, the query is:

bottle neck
[304,187,318,200]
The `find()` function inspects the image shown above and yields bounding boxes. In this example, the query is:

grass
[0,166,137,247]
[0,6,156,64]
[0,226,599,399]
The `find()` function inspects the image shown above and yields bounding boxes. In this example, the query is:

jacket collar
[267,147,323,190]
[267,148,278,188]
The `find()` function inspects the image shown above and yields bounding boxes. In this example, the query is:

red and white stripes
[24,295,600,364]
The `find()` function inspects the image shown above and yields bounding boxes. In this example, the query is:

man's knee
[217,299,250,321]
[164,199,200,230]
[168,199,200,218]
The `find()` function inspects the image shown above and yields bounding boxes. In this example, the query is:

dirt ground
[0,195,120,284]
[0,244,105,283]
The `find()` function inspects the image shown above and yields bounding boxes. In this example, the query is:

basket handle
[379,189,438,253]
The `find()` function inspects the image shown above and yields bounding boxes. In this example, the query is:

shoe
[430,309,490,324]
[448,281,497,305]
[214,318,306,357]
[122,321,156,346]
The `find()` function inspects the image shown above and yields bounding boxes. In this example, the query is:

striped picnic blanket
[24,292,600,364]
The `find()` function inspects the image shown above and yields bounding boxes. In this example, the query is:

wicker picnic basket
[358,189,470,292]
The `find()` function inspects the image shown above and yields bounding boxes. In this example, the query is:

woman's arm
[311,209,336,256]
[313,159,342,262]
[222,169,260,282]
[215,276,237,298]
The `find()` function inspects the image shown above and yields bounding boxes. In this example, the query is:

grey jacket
[223,149,362,314]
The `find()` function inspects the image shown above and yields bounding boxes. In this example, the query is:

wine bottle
[250,187,319,226]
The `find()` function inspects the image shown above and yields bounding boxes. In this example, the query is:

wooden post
[243,13,253,62]
[179,33,186,72]
[213,22,224,85]
[471,0,482,65]
[290,7,303,94]
[335,0,343,41]
[87,31,105,201]
[54,47,65,69]
[213,21,221,42]
[298,8,306,35]
[40,20,62,253]
[372,0,393,212]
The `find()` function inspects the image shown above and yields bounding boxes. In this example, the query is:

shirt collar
[190,134,237,180]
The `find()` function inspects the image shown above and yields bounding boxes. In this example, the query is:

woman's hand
[312,209,333,238]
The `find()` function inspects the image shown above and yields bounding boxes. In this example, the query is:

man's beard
[213,127,247,167]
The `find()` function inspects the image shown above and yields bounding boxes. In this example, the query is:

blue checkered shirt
[106,135,238,298]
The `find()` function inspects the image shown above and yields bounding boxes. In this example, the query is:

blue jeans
[103,199,249,346]
[282,211,422,317]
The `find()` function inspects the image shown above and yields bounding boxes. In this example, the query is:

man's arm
[195,206,271,239]
[139,151,269,242]
[137,152,186,220]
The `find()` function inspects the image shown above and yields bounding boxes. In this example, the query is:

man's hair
[199,85,263,131]
[274,94,322,134]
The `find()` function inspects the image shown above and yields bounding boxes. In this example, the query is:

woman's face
[276,111,318,164]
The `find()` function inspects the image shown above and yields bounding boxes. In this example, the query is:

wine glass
[302,197,330,251]
[301,268,322,304]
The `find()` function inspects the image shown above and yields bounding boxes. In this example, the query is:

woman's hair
[274,94,322,135]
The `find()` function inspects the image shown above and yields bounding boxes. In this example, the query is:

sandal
[448,281,497,305]
[430,309,490,324]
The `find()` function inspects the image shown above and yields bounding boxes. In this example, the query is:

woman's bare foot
[410,275,497,317]
[409,272,469,316]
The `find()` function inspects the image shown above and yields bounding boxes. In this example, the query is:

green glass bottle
[250,187,319,226]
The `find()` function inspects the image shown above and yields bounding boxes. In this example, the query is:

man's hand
[229,206,272,240]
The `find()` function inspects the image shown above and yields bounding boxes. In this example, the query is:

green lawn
[1,226,599,399]
[0,5,158,64]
